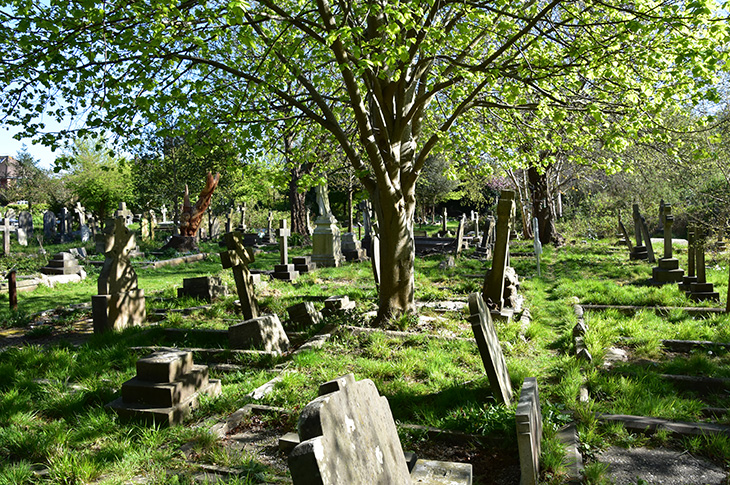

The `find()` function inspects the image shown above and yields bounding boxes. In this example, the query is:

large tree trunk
[527,164,563,246]
[371,184,417,322]
[285,135,311,236]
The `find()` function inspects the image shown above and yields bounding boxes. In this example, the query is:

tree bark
[371,184,417,321]
[527,164,563,246]
[285,135,312,236]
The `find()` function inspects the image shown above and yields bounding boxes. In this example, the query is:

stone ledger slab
[229,314,290,354]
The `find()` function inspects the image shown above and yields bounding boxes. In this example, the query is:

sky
[0,125,60,170]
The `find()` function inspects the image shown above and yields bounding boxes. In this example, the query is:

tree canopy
[1,0,728,320]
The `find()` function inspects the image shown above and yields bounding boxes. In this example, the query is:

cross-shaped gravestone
[59,208,70,236]
[220,231,259,320]
[1,217,12,255]
[160,206,168,222]
[98,217,139,295]
[278,219,291,265]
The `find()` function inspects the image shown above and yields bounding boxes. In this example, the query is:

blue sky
[0,125,59,170]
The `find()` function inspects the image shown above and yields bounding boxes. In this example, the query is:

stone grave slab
[287,301,323,329]
[323,295,356,314]
[292,256,317,273]
[107,350,220,426]
[288,373,472,485]
[177,276,229,302]
[516,377,542,485]
[229,314,289,353]
[40,252,83,275]
[468,292,513,404]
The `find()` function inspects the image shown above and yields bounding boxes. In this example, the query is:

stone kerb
[288,373,472,485]
[516,377,542,485]
[468,292,513,405]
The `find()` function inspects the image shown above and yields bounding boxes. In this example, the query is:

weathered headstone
[209,216,221,239]
[59,207,70,241]
[678,229,698,291]
[341,232,367,262]
[468,293,513,404]
[0,217,12,255]
[177,276,229,302]
[114,202,133,226]
[292,255,317,273]
[92,217,146,333]
[16,211,32,246]
[43,210,57,240]
[311,184,343,267]
[482,190,516,318]
[630,204,648,260]
[687,230,719,301]
[651,204,684,284]
[288,373,472,485]
[220,231,259,320]
[287,301,323,329]
[75,202,90,241]
[639,215,655,263]
[476,215,495,256]
[323,295,356,314]
[273,219,299,281]
[40,252,83,275]
[454,214,466,256]
[107,350,221,425]
[516,377,543,485]
[229,314,289,353]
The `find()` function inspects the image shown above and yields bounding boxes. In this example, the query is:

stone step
[122,365,209,407]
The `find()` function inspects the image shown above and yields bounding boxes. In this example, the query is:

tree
[1,146,54,210]
[1,0,727,321]
[415,155,459,220]
[62,136,133,221]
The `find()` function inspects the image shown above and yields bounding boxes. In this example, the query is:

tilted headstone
[476,215,495,256]
[516,377,543,485]
[220,231,259,320]
[468,293,513,405]
[651,204,684,284]
[312,184,343,267]
[229,314,289,353]
[483,190,515,314]
[454,214,466,256]
[287,301,323,329]
[273,219,299,281]
[532,217,542,277]
[43,210,56,240]
[107,350,221,425]
[323,295,356,314]
[288,374,472,485]
[679,228,697,291]
[92,217,146,333]
[17,211,32,246]
[177,276,228,302]
[629,204,648,260]
[639,216,655,263]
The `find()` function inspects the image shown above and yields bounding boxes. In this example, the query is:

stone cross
[160,206,168,222]
[0,217,12,255]
[59,208,70,236]
[98,217,139,295]
[662,205,674,259]
[483,190,515,310]
[532,217,542,277]
[220,231,259,320]
[278,219,291,265]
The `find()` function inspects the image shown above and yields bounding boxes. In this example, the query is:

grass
[1,236,730,483]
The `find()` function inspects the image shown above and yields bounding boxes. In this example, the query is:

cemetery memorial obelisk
[651,204,684,284]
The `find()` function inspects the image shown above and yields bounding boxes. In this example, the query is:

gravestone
[177,276,228,302]
[311,184,343,267]
[454,214,466,256]
[292,255,317,273]
[371,229,381,287]
[678,228,698,291]
[160,206,168,222]
[651,204,684,284]
[58,207,71,241]
[639,215,655,263]
[140,218,150,241]
[92,217,146,333]
[468,292,513,404]
[75,202,90,242]
[266,211,275,243]
[341,232,367,262]
[107,350,221,425]
[323,295,356,315]
[288,374,472,485]
[229,314,289,353]
[438,207,452,237]
[239,203,247,232]
[287,301,323,329]
[516,377,543,485]
[618,217,634,255]
[476,215,495,256]
[43,210,57,240]
[220,231,259,320]
[482,190,516,320]
[687,231,719,301]
[39,252,83,275]
[114,202,133,226]
[630,204,648,260]
[16,211,32,246]
[273,219,299,281]
[209,216,221,239]
[0,217,12,255]
[225,208,233,233]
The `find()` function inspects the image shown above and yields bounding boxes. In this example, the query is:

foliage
[0,146,61,210]
[415,155,460,218]
[60,136,133,220]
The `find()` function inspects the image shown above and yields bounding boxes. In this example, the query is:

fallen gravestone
[107,350,221,425]
[287,301,323,329]
[468,292,513,404]
[288,373,472,485]
[323,295,356,315]
[220,231,259,320]
[229,314,289,354]
[516,377,542,485]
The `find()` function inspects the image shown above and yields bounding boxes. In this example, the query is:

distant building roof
[0,156,20,186]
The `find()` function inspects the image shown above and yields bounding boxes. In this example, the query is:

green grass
[2,237,730,482]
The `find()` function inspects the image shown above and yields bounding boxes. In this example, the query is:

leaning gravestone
[630,204,648,260]
[92,217,146,333]
[468,292,513,405]
[288,373,472,485]
[287,301,323,329]
[107,350,221,425]
[43,210,56,240]
[229,314,289,353]
[516,377,543,485]
[678,229,698,291]
[483,190,516,319]
[454,214,466,256]
[220,231,259,320]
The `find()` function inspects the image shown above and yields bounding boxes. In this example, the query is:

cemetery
[0,1,729,484]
